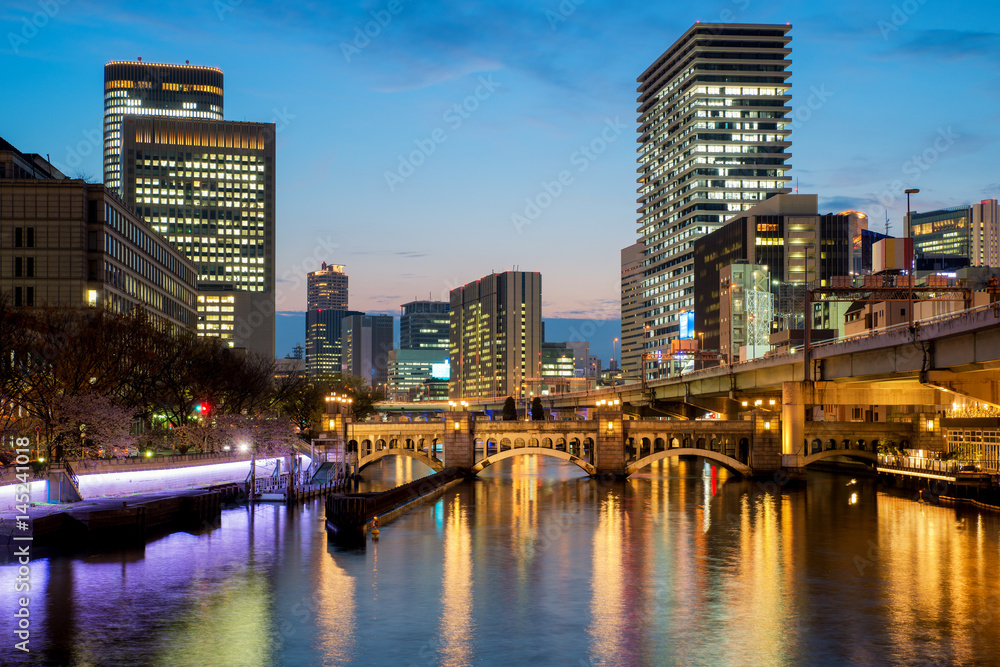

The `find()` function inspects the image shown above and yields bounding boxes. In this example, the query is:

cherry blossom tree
[50,394,137,460]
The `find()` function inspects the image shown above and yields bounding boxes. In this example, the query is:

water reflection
[438,495,472,667]
[4,455,1000,666]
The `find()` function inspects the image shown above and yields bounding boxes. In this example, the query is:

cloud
[890,29,1000,62]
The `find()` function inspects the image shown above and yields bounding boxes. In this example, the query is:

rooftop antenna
[137,56,142,61]
[794,177,799,193]
[884,196,890,236]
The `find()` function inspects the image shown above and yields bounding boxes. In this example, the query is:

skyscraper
[104,60,223,195]
[305,263,354,377]
[635,23,792,377]
[449,271,542,399]
[120,116,275,357]
[308,262,349,310]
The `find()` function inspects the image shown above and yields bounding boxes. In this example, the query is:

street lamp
[905,188,919,331]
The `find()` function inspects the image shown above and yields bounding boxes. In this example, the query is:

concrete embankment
[325,467,469,540]
[1,485,237,562]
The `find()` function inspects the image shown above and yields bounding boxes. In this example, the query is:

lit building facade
[341,314,394,390]
[719,262,773,363]
[308,263,348,310]
[104,60,223,195]
[120,117,275,357]
[908,199,1000,268]
[0,140,197,335]
[399,300,449,350]
[449,271,542,399]
[635,23,792,371]
[388,349,450,401]
[541,343,575,378]
[693,194,860,362]
[388,300,450,400]
[306,308,361,378]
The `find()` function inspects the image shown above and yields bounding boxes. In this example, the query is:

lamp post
[905,188,919,331]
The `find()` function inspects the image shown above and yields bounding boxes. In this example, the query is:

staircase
[47,462,84,503]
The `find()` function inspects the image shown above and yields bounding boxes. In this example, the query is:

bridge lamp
[764,421,771,430]
[755,399,763,406]
[607,421,614,431]
[742,401,749,407]
[769,399,776,406]
[926,419,934,432]
[453,421,460,431]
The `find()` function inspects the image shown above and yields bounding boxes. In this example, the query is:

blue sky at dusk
[3,0,999,360]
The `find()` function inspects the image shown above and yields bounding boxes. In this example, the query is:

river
[3,456,1000,666]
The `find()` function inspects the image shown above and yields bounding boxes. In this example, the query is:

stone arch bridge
[329,412,913,478]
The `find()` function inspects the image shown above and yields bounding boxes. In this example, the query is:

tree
[531,396,545,421]
[50,394,137,460]
[502,396,517,421]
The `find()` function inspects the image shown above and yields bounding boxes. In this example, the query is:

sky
[3,0,999,361]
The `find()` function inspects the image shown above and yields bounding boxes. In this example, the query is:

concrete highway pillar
[443,411,475,470]
[594,411,625,477]
[781,382,808,475]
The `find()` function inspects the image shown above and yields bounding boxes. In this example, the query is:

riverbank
[0,484,236,562]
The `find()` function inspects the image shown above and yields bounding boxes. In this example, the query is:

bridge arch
[471,447,596,476]
[358,448,445,473]
[625,448,752,476]
[801,449,878,467]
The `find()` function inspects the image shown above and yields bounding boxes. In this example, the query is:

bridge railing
[877,454,970,475]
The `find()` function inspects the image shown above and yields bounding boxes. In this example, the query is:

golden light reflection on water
[510,455,540,570]
[317,541,357,665]
[438,494,473,667]
[589,492,627,664]
[874,494,996,666]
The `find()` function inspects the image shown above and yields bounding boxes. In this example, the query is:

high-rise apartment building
[1,138,198,335]
[635,23,792,374]
[399,300,450,350]
[104,61,223,195]
[449,271,542,399]
[120,116,275,357]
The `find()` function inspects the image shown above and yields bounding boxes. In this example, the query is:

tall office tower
[1,138,198,335]
[305,263,352,377]
[342,314,394,390]
[635,23,792,378]
[620,243,644,380]
[120,117,275,357]
[308,262,349,309]
[399,300,449,350]
[449,271,542,399]
[104,61,223,195]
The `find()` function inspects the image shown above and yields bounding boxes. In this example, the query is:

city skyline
[4,0,998,331]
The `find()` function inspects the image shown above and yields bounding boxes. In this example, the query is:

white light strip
[876,467,956,482]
